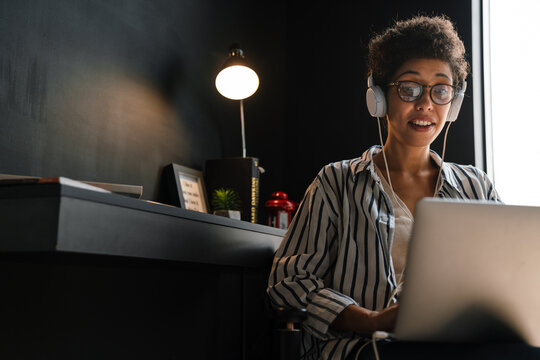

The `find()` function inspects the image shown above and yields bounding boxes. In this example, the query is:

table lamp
[208,46,261,223]
[215,45,259,157]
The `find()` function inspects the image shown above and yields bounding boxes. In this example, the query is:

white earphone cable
[371,332,382,360]
[376,116,413,221]
[377,116,410,308]
[433,121,452,197]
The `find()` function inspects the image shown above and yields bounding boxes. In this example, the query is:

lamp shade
[215,47,259,100]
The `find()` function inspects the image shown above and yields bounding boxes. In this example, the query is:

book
[0,174,143,199]
[204,157,260,223]
[79,181,143,199]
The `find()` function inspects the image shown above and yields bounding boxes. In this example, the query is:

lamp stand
[240,99,247,158]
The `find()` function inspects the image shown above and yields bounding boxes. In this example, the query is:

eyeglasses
[387,81,457,105]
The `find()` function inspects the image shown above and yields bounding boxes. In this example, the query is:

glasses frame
[387,81,457,105]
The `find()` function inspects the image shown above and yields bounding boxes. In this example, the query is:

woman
[267,15,505,359]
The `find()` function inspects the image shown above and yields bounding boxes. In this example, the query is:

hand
[331,303,399,333]
[371,303,399,332]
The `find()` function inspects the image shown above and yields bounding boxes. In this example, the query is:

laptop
[393,198,540,346]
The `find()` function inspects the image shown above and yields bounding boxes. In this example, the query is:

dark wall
[0,0,288,202]
[283,1,476,202]
[0,0,477,215]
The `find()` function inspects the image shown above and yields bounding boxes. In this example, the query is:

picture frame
[164,163,209,213]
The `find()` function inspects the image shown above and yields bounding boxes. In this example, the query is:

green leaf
[211,188,242,211]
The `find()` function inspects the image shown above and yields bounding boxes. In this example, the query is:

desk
[0,184,285,359]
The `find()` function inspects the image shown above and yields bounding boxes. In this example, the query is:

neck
[380,142,433,174]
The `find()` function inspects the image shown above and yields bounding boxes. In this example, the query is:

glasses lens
[397,82,422,102]
[431,84,454,105]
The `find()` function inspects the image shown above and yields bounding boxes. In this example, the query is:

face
[385,58,454,149]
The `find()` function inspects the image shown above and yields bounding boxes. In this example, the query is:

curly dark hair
[367,15,469,88]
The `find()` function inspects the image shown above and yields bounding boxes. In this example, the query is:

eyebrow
[396,70,452,81]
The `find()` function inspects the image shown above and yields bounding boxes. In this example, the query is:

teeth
[412,120,432,126]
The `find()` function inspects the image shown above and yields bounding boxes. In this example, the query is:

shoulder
[316,147,377,186]
[315,155,371,190]
[306,158,361,208]
[317,159,355,181]
[305,147,378,205]
[445,162,485,177]
[444,162,488,183]
[442,162,499,200]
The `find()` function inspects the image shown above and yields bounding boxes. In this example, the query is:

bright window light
[488,0,540,205]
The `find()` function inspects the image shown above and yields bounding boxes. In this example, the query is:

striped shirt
[267,145,501,360]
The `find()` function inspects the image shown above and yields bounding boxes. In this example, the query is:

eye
[433,85,453,99]
[399,82,422,100]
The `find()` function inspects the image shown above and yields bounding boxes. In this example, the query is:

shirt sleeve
[453,164,503,203]
[267,175,358,340]
[470,165,502,202]
[482,169,502,202]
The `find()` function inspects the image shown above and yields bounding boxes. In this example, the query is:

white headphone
[366,74,467,122]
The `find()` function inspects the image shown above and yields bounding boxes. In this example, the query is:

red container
[265,192,296,230]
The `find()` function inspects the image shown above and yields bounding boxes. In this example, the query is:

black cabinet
[0,184,285,360]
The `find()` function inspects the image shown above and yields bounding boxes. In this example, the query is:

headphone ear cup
[366,85,387,118]
[446,80,467,122]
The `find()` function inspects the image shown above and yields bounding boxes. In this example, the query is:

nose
[415,88,433,111]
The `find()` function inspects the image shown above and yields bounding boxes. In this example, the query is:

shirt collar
[351,145,461,193]
[350,145,380,180]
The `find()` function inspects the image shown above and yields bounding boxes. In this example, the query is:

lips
[411,120,432,126]
[408,117,436,131]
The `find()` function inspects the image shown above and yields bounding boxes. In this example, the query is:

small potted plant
[211,188,242,220]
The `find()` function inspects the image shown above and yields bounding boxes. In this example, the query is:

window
[485,0,540,205]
